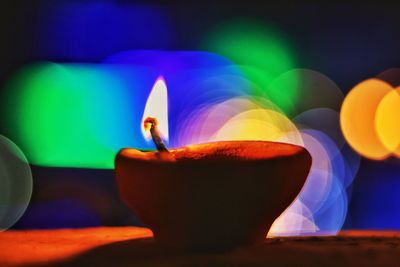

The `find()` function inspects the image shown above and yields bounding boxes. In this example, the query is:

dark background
[2,0,400,91]
[1,0,399,230]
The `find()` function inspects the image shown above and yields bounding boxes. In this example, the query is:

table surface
[0,227,399,267]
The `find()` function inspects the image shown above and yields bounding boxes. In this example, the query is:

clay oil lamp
[115,76,311,251]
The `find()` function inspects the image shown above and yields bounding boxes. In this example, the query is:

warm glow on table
[0,227,152,266]
[1,227,399,267]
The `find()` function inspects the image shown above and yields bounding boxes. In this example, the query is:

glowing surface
[340,79,392,160]
[0,227,152,265]
[141,77,169,142]
[0,228,398,266]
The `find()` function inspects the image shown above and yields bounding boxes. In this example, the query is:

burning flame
[141,76,169,141]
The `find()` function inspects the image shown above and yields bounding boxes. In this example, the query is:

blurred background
[0,0,399,234]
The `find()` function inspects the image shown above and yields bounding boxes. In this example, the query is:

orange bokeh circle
[340,79,393,160]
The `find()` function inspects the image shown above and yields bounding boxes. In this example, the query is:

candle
[115,77,311,251]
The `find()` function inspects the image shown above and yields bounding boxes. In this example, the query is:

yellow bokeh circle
[375,88,400,157]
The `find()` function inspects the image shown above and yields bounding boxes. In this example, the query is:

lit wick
[144,117,169,152]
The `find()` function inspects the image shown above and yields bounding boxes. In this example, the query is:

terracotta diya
[114,77,311,251]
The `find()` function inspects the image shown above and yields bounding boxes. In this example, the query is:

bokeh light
[293,108,360,187]
[176,96,303,147]
[172,88,353,236]
[312,175,348,234]
[0,135,32,231]
[0,18,359,235]
[296,130,350,234]
[268,200,318,237]
[1,55,356,236]
[1,62,131,168]
[1,52,249,168]
[294,131,334,214]
[103,50,251,148]
[201,19,298,113]
[375,88,400,156]
[293,108,344,149]
[377,68,400,87]
[268,69,344,117]
[0,0,396,238]
[340,79,393,160]
[212,109,301,143]
[341,78,400,160]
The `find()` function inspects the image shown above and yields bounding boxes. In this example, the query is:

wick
[144,117,169,152]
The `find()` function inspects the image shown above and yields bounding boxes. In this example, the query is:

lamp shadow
[32,235,379,267]
[38,237,299,267]
[50,237,220,267]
